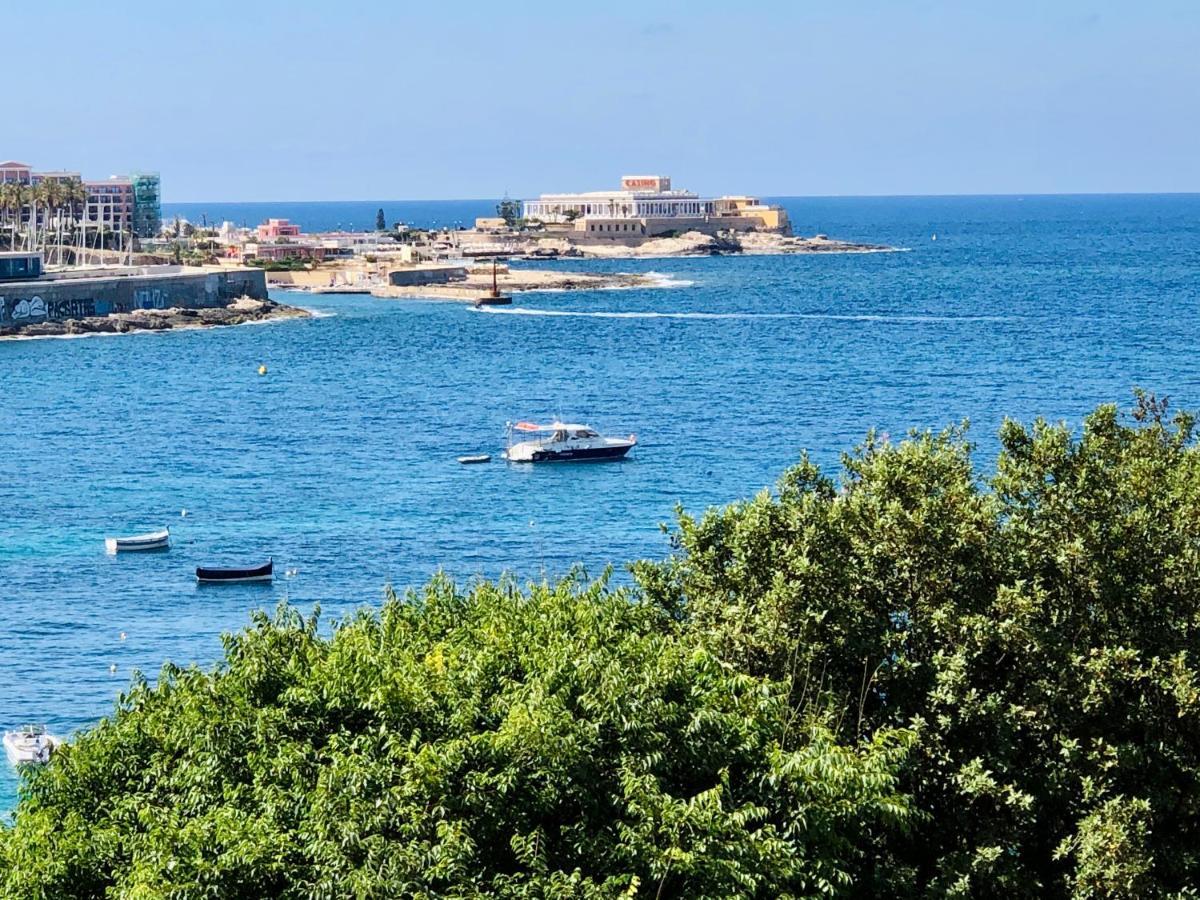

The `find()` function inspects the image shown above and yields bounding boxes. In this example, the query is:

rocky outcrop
[0,297,310,339]
[518,230,895,259]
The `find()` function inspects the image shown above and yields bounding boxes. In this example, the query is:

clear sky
[9,0,1199,200]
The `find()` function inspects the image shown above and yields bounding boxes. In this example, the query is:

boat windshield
[572,429,599,439]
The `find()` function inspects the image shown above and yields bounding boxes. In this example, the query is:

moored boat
[4,724,57,766]
[196,559,274,583]
[458,454,492,464]
[503,421,636,463]
[474,258,512,307]
[105,527,170,554]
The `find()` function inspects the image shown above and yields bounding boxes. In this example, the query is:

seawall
[0,267,268,327]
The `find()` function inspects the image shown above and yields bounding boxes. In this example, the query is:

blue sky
[9,0,1199,200]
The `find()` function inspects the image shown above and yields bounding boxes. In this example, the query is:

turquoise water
[2,194,1199,812]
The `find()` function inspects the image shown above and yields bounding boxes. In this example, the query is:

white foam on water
[641,271,696,288]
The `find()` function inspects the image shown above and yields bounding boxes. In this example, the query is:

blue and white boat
[4,724,57,766]
[504,421,636,463]
[105,527,170,554]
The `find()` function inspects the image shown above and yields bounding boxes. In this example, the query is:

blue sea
[3,194,1199,812]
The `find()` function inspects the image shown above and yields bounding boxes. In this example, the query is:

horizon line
[161,190,1200,205]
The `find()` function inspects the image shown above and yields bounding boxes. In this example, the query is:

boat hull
[514,444,634,463]
[474,294,512,307]
[196,560,273,583]
[106,529,170,553]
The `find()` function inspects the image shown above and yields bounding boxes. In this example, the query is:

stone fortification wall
[0,268,267,326]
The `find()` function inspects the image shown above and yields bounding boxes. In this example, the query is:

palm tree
[29,181,47,254]
[59,178,86,266]
[0,183,14,249]
[38,179,65,262]
[7,181,30,251]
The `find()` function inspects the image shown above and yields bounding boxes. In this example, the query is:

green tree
[0,574,911,898]
[375,207,387,231]
[634,392,1200,897]
[496,197,521,227]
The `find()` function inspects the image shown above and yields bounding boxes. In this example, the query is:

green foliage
[0,575,911,898]
[634,393,1200,897]
[245,256,311,271]
[375,208,387,232]
[496,198,522,227]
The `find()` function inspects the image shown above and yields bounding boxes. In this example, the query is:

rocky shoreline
[372,269,656,302]
[515,230,896,259]
[0,297,310,339]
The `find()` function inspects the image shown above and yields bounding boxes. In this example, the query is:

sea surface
[3,194,1200,812]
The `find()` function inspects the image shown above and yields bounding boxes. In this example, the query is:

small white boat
[105,527,170,554]
[458,454,491,464]
[4,724,57,766]
[503,421,636,463]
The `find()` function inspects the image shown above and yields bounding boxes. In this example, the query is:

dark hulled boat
[474,258,512,307]
[196,559,274,583]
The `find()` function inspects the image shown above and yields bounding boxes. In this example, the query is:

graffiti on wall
[0,295,100,324]
[134,289,168,310]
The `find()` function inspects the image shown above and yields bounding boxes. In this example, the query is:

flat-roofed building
[0,251,43,280]
[522,175,789,237]
[0,159,160,238]
[257,218,302,240]
[0,161,33,184]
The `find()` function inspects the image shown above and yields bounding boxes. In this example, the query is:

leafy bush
[634,393,1200,897]
[0,576,911,898]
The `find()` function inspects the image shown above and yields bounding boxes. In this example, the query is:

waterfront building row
[0,161,161,238]
[522,175,790,236]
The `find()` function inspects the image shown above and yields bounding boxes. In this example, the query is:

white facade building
[522,175,790,236]
[523,175,718,223]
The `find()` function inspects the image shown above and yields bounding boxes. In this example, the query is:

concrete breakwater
[0,265,311,338]
[0,265,268,328]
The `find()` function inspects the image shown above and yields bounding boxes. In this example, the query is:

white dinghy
[105,527,170,554]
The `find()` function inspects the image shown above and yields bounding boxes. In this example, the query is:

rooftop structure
[257,218,301,240]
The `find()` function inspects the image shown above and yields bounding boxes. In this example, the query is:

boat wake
[641,271,696,288]
[473,307,1012,323]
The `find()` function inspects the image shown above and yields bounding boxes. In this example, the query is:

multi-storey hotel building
[523,175,790,237]
[0,161,161,238]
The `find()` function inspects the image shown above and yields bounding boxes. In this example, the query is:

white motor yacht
[4,724,57,766]
[504,421,636,462]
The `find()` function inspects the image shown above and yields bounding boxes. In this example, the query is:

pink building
[0,161,32,185]
[257,218,301,240]
[0,162,134,232]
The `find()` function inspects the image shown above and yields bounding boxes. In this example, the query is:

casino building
[522,175,790,237]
